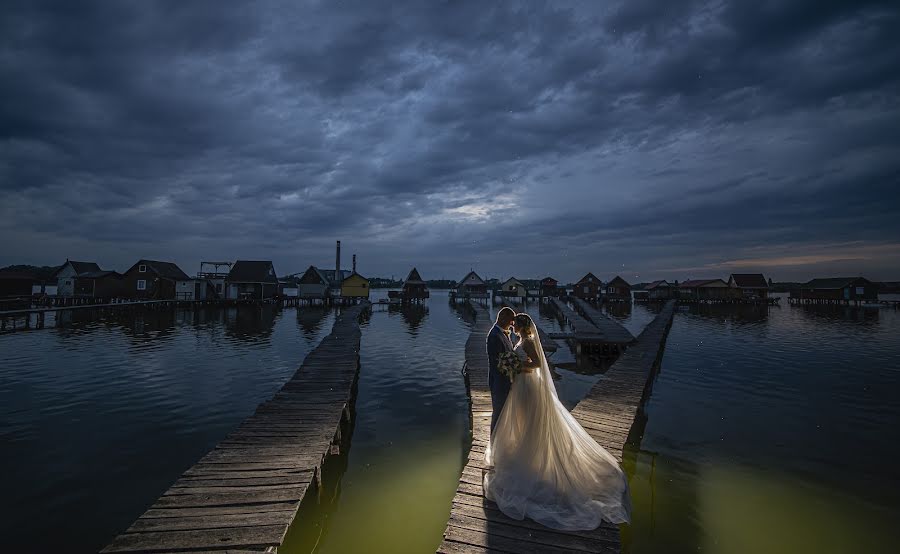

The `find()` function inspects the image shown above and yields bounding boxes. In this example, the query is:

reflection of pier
[546,297,634,356]
[0,300,182,333]
[439,300,676,553]
[102,302,370,554]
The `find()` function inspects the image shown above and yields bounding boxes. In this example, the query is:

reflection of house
[457,271,488,298]
[341,272,370,299]
[500,277,526,299]
[646,280,675,300]
[728,273,769,299]
[73,271,124,298]
[605,276,632,301]
[400,267,429,301]
[54,260,101,297]
[790,277,877,302]
[122,260,192,300]
[573,273,602,301]
[225,260,279,300]
[678,279,730,300]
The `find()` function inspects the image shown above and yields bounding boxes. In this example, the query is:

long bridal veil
[483,322,631,530]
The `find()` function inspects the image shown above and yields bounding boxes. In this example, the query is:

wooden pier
[102,301,370,554]
[570,298,635,345]
[546,298,634,356]
[438,300,676,553]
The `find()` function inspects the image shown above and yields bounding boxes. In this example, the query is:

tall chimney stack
[335,241,342,284]
[352,254,357,273]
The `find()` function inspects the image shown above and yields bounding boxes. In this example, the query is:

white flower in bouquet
[497,351,523,382]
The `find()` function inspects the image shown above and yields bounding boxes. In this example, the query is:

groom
[487,306,517,434]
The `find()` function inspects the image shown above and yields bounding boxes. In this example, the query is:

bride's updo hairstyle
[514,313,535,338]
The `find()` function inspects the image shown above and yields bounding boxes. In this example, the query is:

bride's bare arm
[520,340,541,373]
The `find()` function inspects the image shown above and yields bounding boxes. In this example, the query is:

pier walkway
[438,300,676,553]
[103,302,370,554]
[570,298,635,344]
[546,297,603,340]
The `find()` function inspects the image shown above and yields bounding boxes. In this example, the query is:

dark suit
[487,324,514,434]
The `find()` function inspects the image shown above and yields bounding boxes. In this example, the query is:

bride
[483,312,631,530]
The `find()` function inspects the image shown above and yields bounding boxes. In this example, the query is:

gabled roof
[78,270,122,280]
[321,269,353,284]
[404,267,425,285]
[804,277,871,289]
[541,276,558,284]
[607,275,631,287]
[730,273,768,288]
[680,279,728,288]
[501,277,524,287]
[342,271,368,283]
[646,280,670,290]
[459,270,485,286]
[576,272,600,284]
[130,260,191,281]
[226,260,278,283]
[54,260,101,277]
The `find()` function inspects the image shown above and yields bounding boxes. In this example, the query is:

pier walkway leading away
[570,297,635,344]
[103,302,370,554]
[546,297,603,341]
[439,300,676,554]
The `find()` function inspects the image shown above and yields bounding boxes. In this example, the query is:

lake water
[1,291,899,553]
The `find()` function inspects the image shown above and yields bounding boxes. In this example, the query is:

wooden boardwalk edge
[439,300,677,554]
[102,301,371,554]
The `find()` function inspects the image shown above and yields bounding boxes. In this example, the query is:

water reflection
[623,448,900,554]
[297,306,330,338]
[0,306,335,553]
[393,303,428,335]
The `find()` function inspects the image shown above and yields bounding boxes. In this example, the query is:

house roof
[459,271,486,286]
[680,279,727,288]
[607,275,631,287]
[342,271,368,283]
[78,270,122,279]
[54,260,101,277]
[646,280,670,290]
[576,272,600,284]
[132,260,191,281]
[404,267,425,285]
[227,260,278,283]
[730,273,768,288]
[541,276,557,284]
[502,277,524,286]
[804,277,871,289]
[321,269,353,284]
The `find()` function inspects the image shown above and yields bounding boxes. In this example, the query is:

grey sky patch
[1,0,899,283]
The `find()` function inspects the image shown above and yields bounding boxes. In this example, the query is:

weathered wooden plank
[128,510,296,533]
[140,503,298,520]
[102,525,286,553]
[151,485,308,509]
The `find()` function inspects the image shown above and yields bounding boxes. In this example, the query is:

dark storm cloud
[1,0,898,281]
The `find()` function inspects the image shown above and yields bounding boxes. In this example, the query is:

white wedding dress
[483,333,631,530]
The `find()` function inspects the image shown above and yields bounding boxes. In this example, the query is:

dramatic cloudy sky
[1,0,898,283]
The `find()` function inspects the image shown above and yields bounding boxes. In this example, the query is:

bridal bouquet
[497,351,523,382]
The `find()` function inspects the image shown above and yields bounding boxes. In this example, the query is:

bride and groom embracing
[483,306,631,531]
